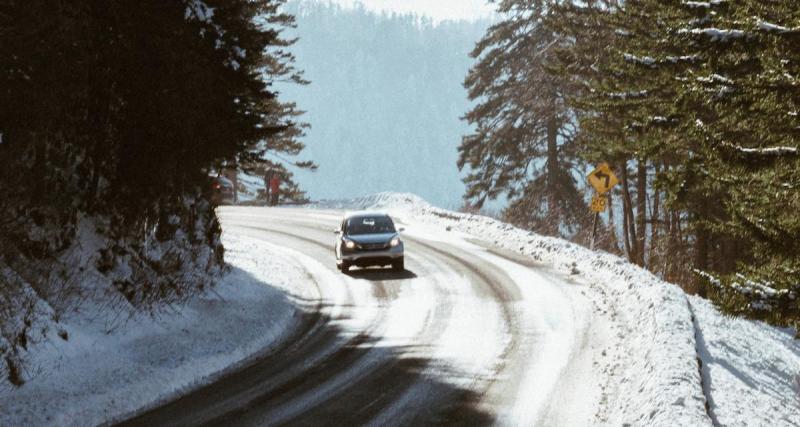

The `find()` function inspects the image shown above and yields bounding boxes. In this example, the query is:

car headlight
[345,239,356,249]
[390,237,400,247]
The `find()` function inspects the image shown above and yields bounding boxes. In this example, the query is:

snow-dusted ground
[216,206,607,426]
[3,192,797,426]
[310,192,800,426]
[690,296,800,427]
[0,233,313,427]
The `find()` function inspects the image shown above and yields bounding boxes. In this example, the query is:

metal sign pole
[591,211,599,250]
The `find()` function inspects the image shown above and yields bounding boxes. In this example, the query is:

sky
[328,0,497,22]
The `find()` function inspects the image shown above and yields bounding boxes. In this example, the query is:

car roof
[344,211,390,220]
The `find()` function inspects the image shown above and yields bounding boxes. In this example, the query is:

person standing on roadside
[269,172,281,206]
[264,169,274,205]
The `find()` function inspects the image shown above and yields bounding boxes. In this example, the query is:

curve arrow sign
[588,163,619,194]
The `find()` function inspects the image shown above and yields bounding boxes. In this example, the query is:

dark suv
[334,212,405,273]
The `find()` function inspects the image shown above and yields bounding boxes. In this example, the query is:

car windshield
[346,216,396,235]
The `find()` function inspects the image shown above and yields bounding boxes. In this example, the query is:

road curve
[116,207,599,427]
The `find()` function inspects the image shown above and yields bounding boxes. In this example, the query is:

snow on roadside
[310,192,792,426]
[0,233,311,427]
[689,296,800,427]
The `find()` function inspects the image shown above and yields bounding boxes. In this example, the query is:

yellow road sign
[588,163,619,194]
[591,194,608,213]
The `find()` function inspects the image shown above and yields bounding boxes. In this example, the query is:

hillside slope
[312,192,800,426]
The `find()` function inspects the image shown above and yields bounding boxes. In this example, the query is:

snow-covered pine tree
[564,0,799,328]
[567,0,746,281]
[459,0,590,241]
[554,0,686,271]
[672,1,800,328]
[79,0,313,305]
[0,0,313,383]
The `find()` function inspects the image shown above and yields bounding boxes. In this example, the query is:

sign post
[587,163,619,250]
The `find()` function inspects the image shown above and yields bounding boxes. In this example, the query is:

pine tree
[459,0,589,240]
[0,0,312,307]
[564,0,799,327]
[672,1,800,327]
[559,1,727,277]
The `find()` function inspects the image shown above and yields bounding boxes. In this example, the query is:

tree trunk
[636,160,647,267]
[621,163,638,264]
[546,114,559,234]
[649,164,661,265]
[694,223,709,297]
[607,191,620,253]
[662,205,672,278]
[87,1,111,209]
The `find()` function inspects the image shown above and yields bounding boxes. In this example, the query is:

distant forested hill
[279,1,491,208]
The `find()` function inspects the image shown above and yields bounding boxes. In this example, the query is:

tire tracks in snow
[236,214,525,425]
[209,223,399,425]
[118,207,592,426]
[215,212,514,425]
[226,219,505,425]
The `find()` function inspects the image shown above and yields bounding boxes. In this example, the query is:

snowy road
[118,207,603,426]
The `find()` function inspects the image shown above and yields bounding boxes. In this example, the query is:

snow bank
[690,296,800,427]
[318,192,800,426]
[0,233,309,427]
[309,192,432,211]
[311,192,789,426]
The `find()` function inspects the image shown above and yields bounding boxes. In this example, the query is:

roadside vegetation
[0,0,310,385]
[461,0,799,330]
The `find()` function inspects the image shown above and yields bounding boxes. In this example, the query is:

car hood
[347,233,397,244]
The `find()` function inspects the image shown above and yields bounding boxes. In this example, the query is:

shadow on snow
[115,267,496,427]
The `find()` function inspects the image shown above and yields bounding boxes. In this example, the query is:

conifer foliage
[468,0,799,329]
[0,0,310,367]
[459,0,590,240]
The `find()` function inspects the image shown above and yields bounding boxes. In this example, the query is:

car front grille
[358,242,389,251]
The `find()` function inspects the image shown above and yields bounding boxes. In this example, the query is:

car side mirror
[334,229,342,235]
[398,227,405,233]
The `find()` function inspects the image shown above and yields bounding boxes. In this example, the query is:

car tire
[341,261,350,273]
[391,258,404,272]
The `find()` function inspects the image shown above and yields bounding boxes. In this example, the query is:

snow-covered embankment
[312,192,800,426]
[0,233,311,426]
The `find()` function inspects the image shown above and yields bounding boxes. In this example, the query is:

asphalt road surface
[117,207,600,427]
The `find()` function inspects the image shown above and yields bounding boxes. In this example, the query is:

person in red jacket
[269,173,281,206]
[264,169,274,204]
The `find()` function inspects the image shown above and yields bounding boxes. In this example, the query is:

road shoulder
[0,233,313,427]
